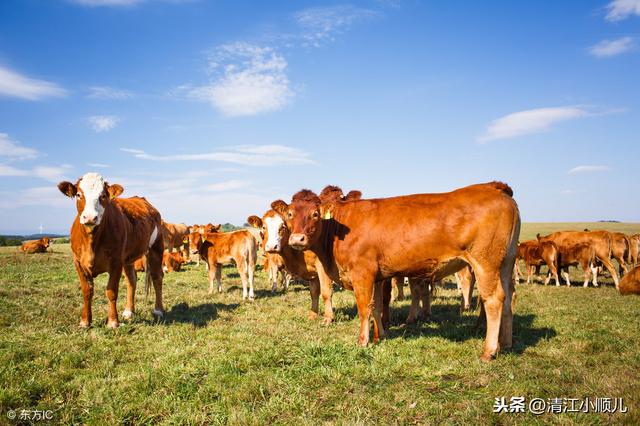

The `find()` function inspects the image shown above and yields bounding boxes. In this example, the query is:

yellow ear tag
[182,238,188,244]
[201,235,206,243]
[324,210,332,220]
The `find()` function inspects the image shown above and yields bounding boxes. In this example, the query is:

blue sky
[0,0,639,234]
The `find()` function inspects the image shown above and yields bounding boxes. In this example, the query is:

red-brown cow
[629,234,640,267]
[163,250,186,273]
[275,182,520,361]
[538,230,619,288]
[262,252,292,293]
[58,173,164,328]
[609,232,630,276]
[556,243,597,287]
[161,221,190,256]
[19,237,50,254]
[619,265,640,295]
[515,239,560,285]
[187,230,257,299]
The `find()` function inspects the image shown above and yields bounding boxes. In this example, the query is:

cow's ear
[247,215,262,228]
[213,224,221,232]
[536,233,541,240]
[271,200,288,216]
[345,190,362,201]
[320,203,335,220]
[57,181,77,198]
[106,183,124,199]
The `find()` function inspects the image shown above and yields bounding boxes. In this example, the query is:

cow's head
[248,210,288,253]
[57,173,123,230]
[272,189,326,251]
[186,232,207,255]
[203,223,220,233]
[41,237,51,248]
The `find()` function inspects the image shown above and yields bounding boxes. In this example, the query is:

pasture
[1,223,639,424]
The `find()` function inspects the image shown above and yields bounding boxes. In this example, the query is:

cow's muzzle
[288,234,308,250]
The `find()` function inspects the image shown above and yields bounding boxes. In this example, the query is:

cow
[555,243,597,287]
[57,172,164,328]
[538,230,619,289]
[619,265,640,295]
[629,234,640,267]
[161,221,190,256]
[515,239,560,285]
[261,252,291,293]
[390,276,405,302]
[187,224,221,265]
[163,250,186,273]
[274,181,520,361]
[609,232,630,277]
[19,237,50,254]
[186,229,257,299]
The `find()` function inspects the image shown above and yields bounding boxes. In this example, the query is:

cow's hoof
[152,309,164,318]
[307,311,319,320]
[79,320,90,329]
[107,320,119,329]
[479,353,494,363]
[122,309,134,320]
[322,316,333,326]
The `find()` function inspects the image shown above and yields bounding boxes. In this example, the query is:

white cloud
[0,133,38,160]
[87,115,120,132]
[605,0,640,21]
[568,165,612,174]
[87,86,134,99]
[87,162,110,168]
[0,186,69,209]
[186,42,294,117]
[0,164,70,182]
[121,144,315,166]
[204,180,250,192]
[294,5,378,47]
[477,106,591,142]
[588,37,634,57]
[0,65,67,101]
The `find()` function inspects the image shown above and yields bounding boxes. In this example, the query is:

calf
[609,232,630,276]
[629,234,639,267]
[161,221,190,256]
[619,265,640,295]
[58,173,164,327]
[276,182,520,361]
[262,252,291,293]
[187,229,257,299]
[163,250,186,273]
[515,240,560,285]
[538,230,619,288]
[19,237,50,254]
[556,243,597,287]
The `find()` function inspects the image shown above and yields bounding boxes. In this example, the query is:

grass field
[1,223,639,424]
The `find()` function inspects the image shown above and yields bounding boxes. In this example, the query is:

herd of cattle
[12,172,640,361]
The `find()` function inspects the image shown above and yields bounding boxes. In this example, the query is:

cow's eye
[287,211,293,219]
[312,211,319,219]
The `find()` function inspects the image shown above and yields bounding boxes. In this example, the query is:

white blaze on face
[78,172,105,226]
[264,215,284,252]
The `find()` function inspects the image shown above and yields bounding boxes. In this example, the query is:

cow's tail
[144,255,152,302]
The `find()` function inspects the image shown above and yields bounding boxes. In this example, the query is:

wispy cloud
[0,65,67,101]
[0,186,70,209]
[568,165,612,174]
[87,162,110,168]
[589,37,634,57]
[294,5,378,47]
[0,164,71,182]
[0,133,38,160]
[87,115,120,132]
[204,180,250,192]
[121,144,315,166]
[184,42,294,117]
[87,86,134,99]
[605,0,640,22]
[478,106,592,143]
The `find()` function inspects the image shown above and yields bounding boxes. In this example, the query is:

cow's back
[619,266,640,295]
[114,196,162,263]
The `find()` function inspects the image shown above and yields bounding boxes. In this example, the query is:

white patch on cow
[122,309,133,319]
[149,226,158,248]
[264,215,284,251]
[78,172,105,225]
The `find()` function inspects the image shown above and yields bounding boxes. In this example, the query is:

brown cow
[261,252,291,292]
[163,250,186,273]
[629,234,640,267]
[538,230,619,288]
[607,231,630,277]
[619,265,640,295]
[555,243,597,287]
[161,221,190,255]
[276,182,520,361]
[19,237,50,254]
[515,239,560,286]
[58,172,164,328]
[187,229,257,299]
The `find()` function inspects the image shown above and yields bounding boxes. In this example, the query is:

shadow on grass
[334,297,557,355]
[162,301,240,327]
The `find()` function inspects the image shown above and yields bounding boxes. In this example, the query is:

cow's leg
[460,273,474,312]
[147,243,165,316]
[582,261,590,287]
[406,278,421,324]
[381,279,391,331]
[371,280,386,343]
[617,257,628,277]
[74,262,94,328]
[318,264,334,325]
[105,265,123,328]
[236,259,249,300]
[599,257,619,289]
[591,264,599,287]
[353,275,376,347]
[513,263,520,283]
[270,265,277,293]
[421,280,432,319]
[247,258,255,300]
[122,264,137,320]
[283,271,291,292]
[391,276,404,302]
[525,264,532,284]
[477,273,506,362]
[562,269,571,286]
[308,278,320,320]
[207,263,216,294]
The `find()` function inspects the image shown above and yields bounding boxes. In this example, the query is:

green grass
[0,223,639,424]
